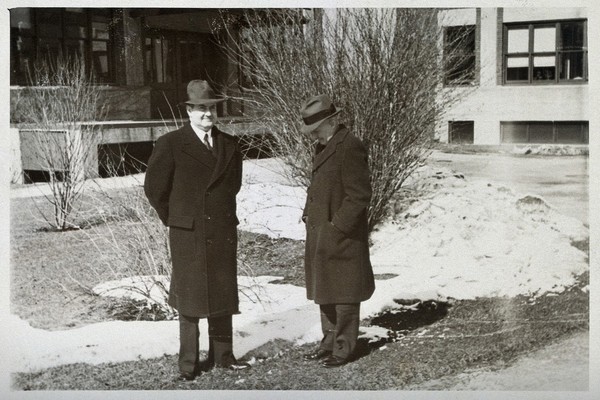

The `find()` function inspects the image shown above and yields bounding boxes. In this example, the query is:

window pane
[533,56,555,66]
[64,39,85,60]
[529,123,553,143]
[556,122,586,144]
[153,39,164,82]
[64,9,87,38]
[502,123,528,143]
[533,56,555,80]
[444,26,476,85]
[507,57,528,67]
[180,40,205,83]
[449,121,474,144]
[506,57,529,81]
[153,38,174,83]
[94,55,109,79]
[92,21,109,40]
[164,40,175,83]
[507,28,529,53]
[37,38,62,60]
[37,9,63,37]
[11,35,34,84]
[560,51,585,80]
[10,8,34,34]
[561,21,584,50]
[533,27,556,52]
[145,38,154,82]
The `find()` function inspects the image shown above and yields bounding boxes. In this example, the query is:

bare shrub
[218,9,474,231]
[75,176,176,320]
[17,55,107,230]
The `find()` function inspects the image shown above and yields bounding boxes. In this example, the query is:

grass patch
[12,273,588,390]
[10,189,305,329]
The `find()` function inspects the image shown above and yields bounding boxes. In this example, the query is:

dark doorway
[143,29,225,119]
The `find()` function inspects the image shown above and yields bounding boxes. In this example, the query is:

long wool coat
[302,125,375,304]
[144,124,243,318]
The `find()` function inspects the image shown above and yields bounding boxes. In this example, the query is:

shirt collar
[190,124,213,144]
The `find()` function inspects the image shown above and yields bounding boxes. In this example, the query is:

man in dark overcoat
[300,94,375,368]
[144,80,249,381]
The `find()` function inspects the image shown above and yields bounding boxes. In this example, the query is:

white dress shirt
[191,124,214,149]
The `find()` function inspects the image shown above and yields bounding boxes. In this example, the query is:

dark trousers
[318,303,360,360]
[178,314,236,374]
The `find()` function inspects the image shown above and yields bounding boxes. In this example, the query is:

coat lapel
[312,126,349,172]
[209,126,235,187]
[180,124,217,169]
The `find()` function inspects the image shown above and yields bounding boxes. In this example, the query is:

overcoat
[144,124,243,318]
[302,125,375,304]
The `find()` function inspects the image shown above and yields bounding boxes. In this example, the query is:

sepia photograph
[1,0,597,398]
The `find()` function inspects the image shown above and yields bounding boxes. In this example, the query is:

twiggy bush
[79,176,176,320]
[17,55,107,230]
[219,9,473,231]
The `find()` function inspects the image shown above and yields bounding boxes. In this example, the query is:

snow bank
[369,166,588,301]
[5,158,588,373]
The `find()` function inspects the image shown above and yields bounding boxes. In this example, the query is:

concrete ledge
[435,143,589,156]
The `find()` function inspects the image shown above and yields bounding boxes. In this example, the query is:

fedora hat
[184,80,226,105]
[300,94,341,134]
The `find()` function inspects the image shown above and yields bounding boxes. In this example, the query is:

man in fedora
[300,94,375,368]
[144,80,249,381]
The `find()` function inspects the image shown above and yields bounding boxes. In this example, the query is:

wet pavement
[428,151,589,226]
[411,331,589,391]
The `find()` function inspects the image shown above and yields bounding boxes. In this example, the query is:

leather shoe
[224,361,251,371]
[303,349,332,361]
[177,371,195,381]
[321,355,348,368]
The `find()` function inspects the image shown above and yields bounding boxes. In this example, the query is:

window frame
[503,19,588,85]
[10,8,116,85]
[443,24,477,87]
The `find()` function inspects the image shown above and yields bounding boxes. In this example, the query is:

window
[501,121,588,144]
[444,25,476,86]
[448,121,474,144]
[504,20,587,84]
[144,35,175,84]
[10,8,115,85]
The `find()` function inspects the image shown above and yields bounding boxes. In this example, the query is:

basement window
[501,121,588,144]
[448,121,474,144]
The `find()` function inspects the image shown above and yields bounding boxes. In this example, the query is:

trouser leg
[332,303,360,359]
[207,314,235,367]
[178,314,200,374]
[319,304,336,352]
[320,303,360,360]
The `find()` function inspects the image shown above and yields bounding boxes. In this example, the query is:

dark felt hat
[300,94,341,134]
[184,80,225,105]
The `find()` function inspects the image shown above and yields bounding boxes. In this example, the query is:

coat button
[207,239,213,245]
[205,215,211,220]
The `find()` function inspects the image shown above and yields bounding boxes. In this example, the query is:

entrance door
[144,30,224,119]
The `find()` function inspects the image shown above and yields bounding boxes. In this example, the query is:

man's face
[310,118,334,145]
[187,104,217,131]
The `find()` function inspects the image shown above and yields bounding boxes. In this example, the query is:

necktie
[203,133,213,152]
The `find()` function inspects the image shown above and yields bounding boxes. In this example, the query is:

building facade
[9,8,281,182]
[438,7,589,145]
